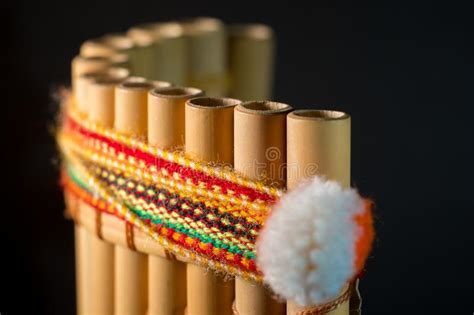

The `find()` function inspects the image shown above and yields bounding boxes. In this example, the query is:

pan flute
[58,17,374,315]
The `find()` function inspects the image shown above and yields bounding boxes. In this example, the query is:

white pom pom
[257,176,366,306]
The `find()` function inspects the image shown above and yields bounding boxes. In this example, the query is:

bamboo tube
[148,86,203,148]
[127,25,156,79]
[185,97,238,164]
[109,53,131,69]
[71,55,129,106]
[233,102,291,314]
[65,166,80,305]
[126,76,148,83]
[145,22,187,85]
[73,67,128,315]
[147,86,203,315]
[88,232,114,315]
[102,33,136,53]
[115,81,155,137]
[75,226,91,315]
[185,97,240,315]
[286,110,351,315]
[71,55,111,79]
[80,38,117,57]
[88,70,130,128]
[115,246,148,315]
[65,190,82,315]
[75,67,130,117]
[228,25,275,100]
[75,72,98,114]
[71,56,110,104]
[76,68,131,315]
[71,57,105,314]
[287,110,350,188]
[102,33,138,75]
[114,81,156,315]
[151,80,173,89]
[80,33,135,58]
[234,101,292,315]
[183,18,227,96]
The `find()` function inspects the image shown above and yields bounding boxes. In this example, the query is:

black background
[2,1,474,314]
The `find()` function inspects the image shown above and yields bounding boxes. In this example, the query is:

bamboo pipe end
[107,67,130,78]
[125,76,148,83]
[109,53,130,65]
[234,101,292,188]
[102,33,135,50]
[80,67,130,84]
[115,81,154,137]
[185,97,240,164]
[148,86,203,148]
[287,109,351,189]
[150,22,185,39]
[76,68,128,115]
[236,101,291,116]
[117,81,155,91]
[150,86,203,99]
[288,110,349,121]
[72,55,110,64]
[80,38,115,57]
[183,17,224,34]
[151,81,173,88]
[127,26,155,47]
[230,24,274,40]
[72,55,111,77]
[186,97,240,110]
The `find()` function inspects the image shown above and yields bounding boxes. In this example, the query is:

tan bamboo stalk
[80,33,134,56]
[109,53,131,70]
[64,143,82,314]
[148,22,187,85]
[127,26,156,79]
[71,56,110,105]
[82,72,132,315]
[147,86,203,315]
[71,56,111,79]
[148,86,203,149]
[286,110,351,315]
[185,97,240,315]
[87,70,129,128]
[151,80,173,89]
[75,226,91,315]
[114,81,157,314]
[126,76,148,83]
[102,33,138,75]
[80,38,117,58]
[228,24,275,100]
[72,60,116,315]
[74,69,130,315]
[75,67,130,117]
[102,33,136,53]
[234,101,292,315]
[183,18,227,96]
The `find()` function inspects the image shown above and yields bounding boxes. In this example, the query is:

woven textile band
[57,98,373,283]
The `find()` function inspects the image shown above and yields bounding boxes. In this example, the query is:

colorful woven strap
[57,100,373,284]
[58,103,286,281]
